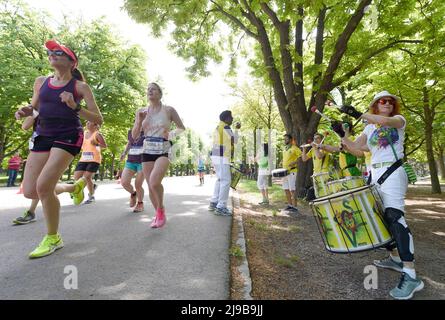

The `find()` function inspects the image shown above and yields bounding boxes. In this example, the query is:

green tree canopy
[0,0,148,173]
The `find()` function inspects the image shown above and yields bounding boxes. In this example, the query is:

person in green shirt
[256,143,271,205]
[282,134,302,213]
[321,122,364,177]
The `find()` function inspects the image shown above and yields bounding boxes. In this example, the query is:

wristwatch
[74,103,82,113]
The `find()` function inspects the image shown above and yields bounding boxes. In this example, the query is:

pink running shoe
[150,215,158,228]
[154,207,166,228]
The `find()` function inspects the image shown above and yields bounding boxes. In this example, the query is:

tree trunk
[0,124,5,168]
[99,155,106,181]
[110,153,115,181]
[423,88,441,194]
[436,146,445,180]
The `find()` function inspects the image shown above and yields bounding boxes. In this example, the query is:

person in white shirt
[340,91,423,300]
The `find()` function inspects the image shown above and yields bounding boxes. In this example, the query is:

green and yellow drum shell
[311,170,340,198]
[326,176,366,195]
[310,185,393,253]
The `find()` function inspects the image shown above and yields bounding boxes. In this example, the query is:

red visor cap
[45,40,78,69]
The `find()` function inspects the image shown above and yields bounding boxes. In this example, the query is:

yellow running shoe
[70,177,86,205]
[29,234,64,259]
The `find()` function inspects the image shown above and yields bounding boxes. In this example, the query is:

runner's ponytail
[71,68,85,82]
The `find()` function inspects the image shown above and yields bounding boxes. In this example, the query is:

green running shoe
[390,272,424,300]
[29,234,64,259]
[70,177,86,205]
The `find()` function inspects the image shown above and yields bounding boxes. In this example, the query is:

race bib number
[82,152,94,161]
[143,136,169,155]
[129,146,143,155]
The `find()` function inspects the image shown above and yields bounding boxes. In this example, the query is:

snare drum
[310,185,393,253]
[230,166,243,190]
[312,171,339,198]
[327,176,366,195]
[272,168,288,177]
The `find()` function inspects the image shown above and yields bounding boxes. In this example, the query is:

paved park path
[0,175,232,300]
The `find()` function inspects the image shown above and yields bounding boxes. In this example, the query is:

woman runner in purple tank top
[14,40,103,259]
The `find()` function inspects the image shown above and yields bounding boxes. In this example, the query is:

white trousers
[211,163,231,209]
[282,172,296,191]
[371,166,408,212]
[257,175,269,190]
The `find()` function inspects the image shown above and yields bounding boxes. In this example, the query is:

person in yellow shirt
[301,132,331,174]
[282,133,302,213]
[209,110,240,215]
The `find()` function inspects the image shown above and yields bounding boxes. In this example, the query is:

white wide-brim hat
[369,90,399,109]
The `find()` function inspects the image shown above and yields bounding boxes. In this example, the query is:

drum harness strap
[376,159,403,185]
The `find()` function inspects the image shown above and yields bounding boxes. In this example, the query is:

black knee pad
[385,240,397,251]
[384,207,404,225]
[385,207,414,262]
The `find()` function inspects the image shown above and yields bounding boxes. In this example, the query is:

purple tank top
[36,77,83,136]
[127,130,144,163]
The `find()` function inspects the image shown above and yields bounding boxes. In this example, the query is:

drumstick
[325,100,341,109]
[301,132,329,149]
[311,106,333,122]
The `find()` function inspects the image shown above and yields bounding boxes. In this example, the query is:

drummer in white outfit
[209,110,240,216]
[340,91,423,300]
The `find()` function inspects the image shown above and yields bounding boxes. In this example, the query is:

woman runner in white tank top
[132,83,185,229]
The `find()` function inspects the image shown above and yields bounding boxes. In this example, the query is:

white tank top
[142,104,170,138]
[141,104,172,155]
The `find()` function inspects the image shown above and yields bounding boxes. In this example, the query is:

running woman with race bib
[14,40,103,259]
[74,121,107,204]
[132,83,185,228]
[120,129,145,212]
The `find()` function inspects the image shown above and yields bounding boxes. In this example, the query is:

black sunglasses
[47,49,66,57]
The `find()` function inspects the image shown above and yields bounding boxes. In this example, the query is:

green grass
[272,209,279,217]
[274,255,299,268]
[238,179,287,203]
[289,225,301,232]
[248,220,270,232]
[229,245,245,258]
[274,256,294,268]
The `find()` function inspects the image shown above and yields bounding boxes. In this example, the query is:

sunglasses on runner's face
[47,50,66,57]
[378,98,395,105]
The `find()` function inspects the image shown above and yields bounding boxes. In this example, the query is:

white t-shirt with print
[362,115,406,164]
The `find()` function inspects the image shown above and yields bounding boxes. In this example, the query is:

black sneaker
[13,210,36,225]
